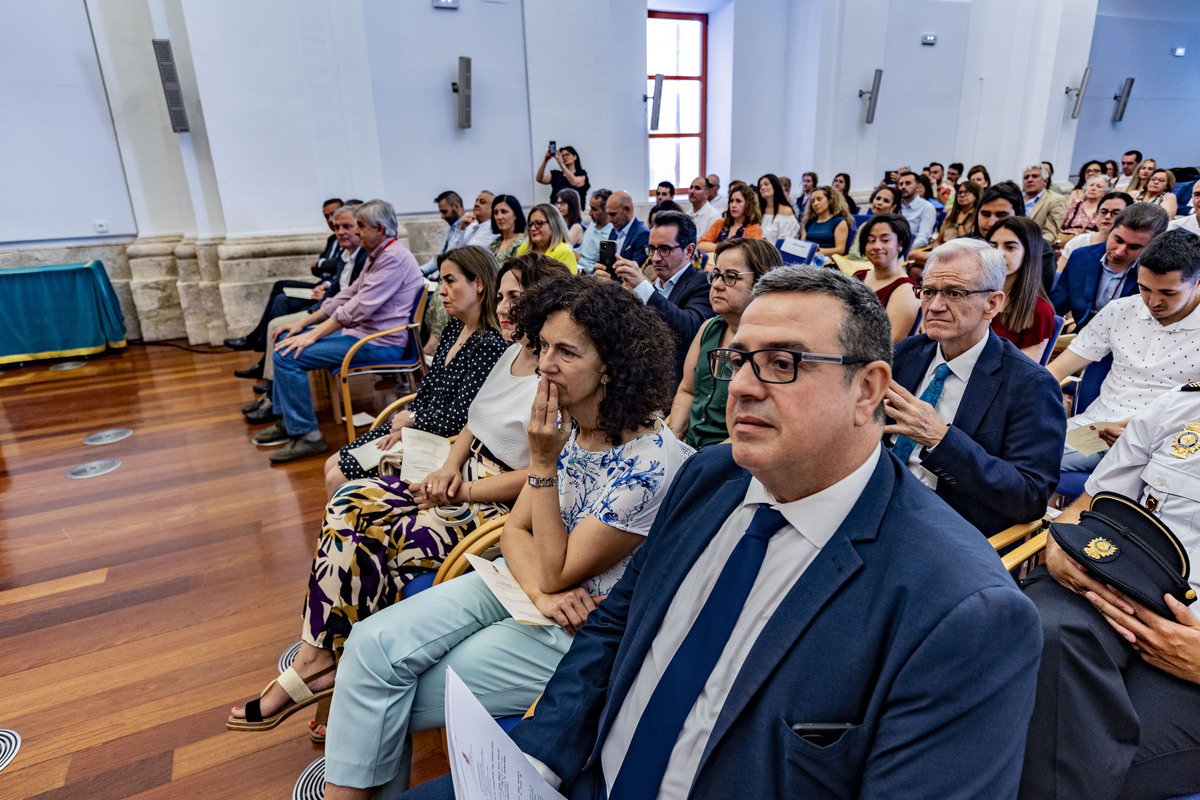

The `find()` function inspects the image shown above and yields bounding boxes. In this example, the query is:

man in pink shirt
[253,199,424,462]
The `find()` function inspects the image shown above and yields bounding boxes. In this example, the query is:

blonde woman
[799,186,853,256]
[1124,158,1157,197]
[1138,169,1178,218]
[517,203,578,272]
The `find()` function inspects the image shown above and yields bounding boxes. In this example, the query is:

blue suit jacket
[890,331,1065,536]
[618,218,650,262]
[645,265,714,387]
[510,446,1042,799]
[1049,243,1137,329]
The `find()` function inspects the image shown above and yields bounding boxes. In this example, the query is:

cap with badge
[1050,491,1196,617]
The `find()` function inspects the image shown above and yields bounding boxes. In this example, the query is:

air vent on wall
[152,39,190,133]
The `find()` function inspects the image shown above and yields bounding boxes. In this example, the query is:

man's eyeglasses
[528,220,548,230]
[707,269,754,286]
[709,348,869,384]
[644,244,684,259]
[913,286,996,303]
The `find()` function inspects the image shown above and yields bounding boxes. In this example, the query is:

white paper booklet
[399,428,452,484]
[345,435,400,471]
[1065,421,1123,456]
[445,667,566,800]
[464,554,556,626]
[282,286,313,299]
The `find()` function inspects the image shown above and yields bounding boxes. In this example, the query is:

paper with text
[1066,421,1122,456]
[445,667,565,800]
[399,428,452,484]
[465,555,556,626]
[282,286,314,299]
[346,436,400,471]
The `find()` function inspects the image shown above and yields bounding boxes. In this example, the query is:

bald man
[605,190,651,262]
[706,173,727,211]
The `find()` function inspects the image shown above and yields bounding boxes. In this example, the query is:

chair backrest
[853,213,873,228]
[1073,353,1113,415]
[934,209,947,231]
[1041,315,1066,367]
[777,238,817,265]
[844,226,857,255]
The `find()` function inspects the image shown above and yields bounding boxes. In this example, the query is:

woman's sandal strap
[277,666,315,705]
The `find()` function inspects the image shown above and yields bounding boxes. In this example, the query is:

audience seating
[327,283,430,443]
[776,239,817,265]
[1042,315,1066,367]
[1056,354,1114,500]
[989,518,1050,575]
[853,213,873,228]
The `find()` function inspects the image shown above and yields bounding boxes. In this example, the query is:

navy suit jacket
[329,247,370,297]
[1049,243,1137,330]
[510,446,1042,799]
[645,265,714,388]
[312,233,342,281]
[618,218,650,262]
[890,331,1065,536]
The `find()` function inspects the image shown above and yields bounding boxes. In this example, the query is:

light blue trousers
[324,566,574,795]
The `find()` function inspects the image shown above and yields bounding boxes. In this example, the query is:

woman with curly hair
[226,253,570,736]
[320,275,694,797]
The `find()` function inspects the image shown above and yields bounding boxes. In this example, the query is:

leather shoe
[269,436,329,463]
[242,395,268,414]
[224,336,253,351]
[253,382,269,395]
[234,359,265,380]
[243,397,277,424]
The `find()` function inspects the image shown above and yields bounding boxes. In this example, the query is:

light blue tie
[892,363,952,464]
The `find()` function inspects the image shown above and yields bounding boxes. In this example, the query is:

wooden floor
[0,343,447,799]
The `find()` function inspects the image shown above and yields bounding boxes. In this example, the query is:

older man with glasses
[887,237,1065,536]
[601,209,714,389]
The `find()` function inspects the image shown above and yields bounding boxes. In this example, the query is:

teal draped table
[1,261,127,364]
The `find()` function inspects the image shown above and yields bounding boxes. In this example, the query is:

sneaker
[244,397,278,424]
[252,421,289,446]
[269,436,329,463]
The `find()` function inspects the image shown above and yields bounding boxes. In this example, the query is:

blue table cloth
[1,261,127,364]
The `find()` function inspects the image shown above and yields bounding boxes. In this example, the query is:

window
[647,11,706,198]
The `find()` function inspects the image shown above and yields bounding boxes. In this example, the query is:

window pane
[647,79,701,134]
[646,18,702,76]
[649,137,701,193]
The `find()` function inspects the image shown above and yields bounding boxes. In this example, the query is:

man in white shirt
[686,176,721,236]
[897,172,936,248]
[1114,149,1143,191]
[1050,228,1200,473]
[438,265,1042,800]
[420,190,480,277]
[463,190,496,248]
[705,173,726,212]
[576,188,614,273]
[1169,183,1200,235]
[887,238,1065,536]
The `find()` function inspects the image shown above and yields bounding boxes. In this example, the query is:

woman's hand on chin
[527,377,573,474]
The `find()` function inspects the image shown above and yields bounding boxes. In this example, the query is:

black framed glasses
[528,219,549,230]
[709,348,870,384]
[707,269,754,286]
[1096,207,1122,218]
[913,285,996,303]
[644,244,684,259]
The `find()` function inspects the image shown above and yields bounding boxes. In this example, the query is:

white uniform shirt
[1068,295,1200,427]
[690,202,722,238]
[599,446,882,799]
[1085,386,1200,595]
[892,334,988,490]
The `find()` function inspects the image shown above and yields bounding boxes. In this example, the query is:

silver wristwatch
[528,474,558,488]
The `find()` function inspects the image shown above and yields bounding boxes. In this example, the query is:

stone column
[173,236,228,345]
[197,237,228,344]
[217,235,329,338]
[127,235,186,341]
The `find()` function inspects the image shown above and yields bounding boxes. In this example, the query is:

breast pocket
[1139,457,1200,544]
[777,717,873,796]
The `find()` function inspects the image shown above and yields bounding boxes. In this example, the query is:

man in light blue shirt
[420,191,480,278]
[898,173,936,248]
[576,188,613,273]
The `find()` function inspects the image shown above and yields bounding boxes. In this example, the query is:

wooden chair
[433,514,508,585]
[989,518,1050,575]
[328,284,431,442]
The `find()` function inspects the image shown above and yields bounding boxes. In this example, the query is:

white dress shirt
[1084,385,1200,594]
[690,202,721,237]
[599,445,883,799]
[612,219,635,257]
[893,334,989,490]
[708,192,727,212]
[467,220,495,247]
[1169,214,1200,235]
[632,264,687,304]
[1069,295,1200,427]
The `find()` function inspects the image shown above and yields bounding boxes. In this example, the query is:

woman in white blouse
[756,173,799,242]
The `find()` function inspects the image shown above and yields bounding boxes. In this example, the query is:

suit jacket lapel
[694,451,898,775]
[666,265,700,304]
[950,331,1002,437]
[893,337,936,394]
[593,470,752,754]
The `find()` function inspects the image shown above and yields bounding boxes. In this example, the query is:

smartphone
[598,240,616,272]
[790,722,855,747]
[548,140,557,155]
[884,171,896,185]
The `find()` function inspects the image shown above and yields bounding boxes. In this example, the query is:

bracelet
[467,481,474,503]
[528,474,558,488]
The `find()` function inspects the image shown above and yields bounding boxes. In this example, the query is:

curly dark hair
[510,275,675,445]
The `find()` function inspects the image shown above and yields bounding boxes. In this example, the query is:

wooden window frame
[647,10,707,198]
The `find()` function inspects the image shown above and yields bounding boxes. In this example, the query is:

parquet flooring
[0,343,447,798]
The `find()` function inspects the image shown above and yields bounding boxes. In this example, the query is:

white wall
[705,1,734,184]
[1072,0,1200,170]
[0,0,136,245]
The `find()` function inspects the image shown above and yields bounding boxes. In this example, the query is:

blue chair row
[1054,353,1113,501]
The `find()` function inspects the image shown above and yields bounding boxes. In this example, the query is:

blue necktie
[608,505,789,800]
[892,362,952,464]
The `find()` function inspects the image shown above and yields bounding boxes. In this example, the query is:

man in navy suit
[603,210,714,389]
[401,266,1042,800]
[888,238,1065,536]
[1050,202,1168,330]
[605,191,650,263]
